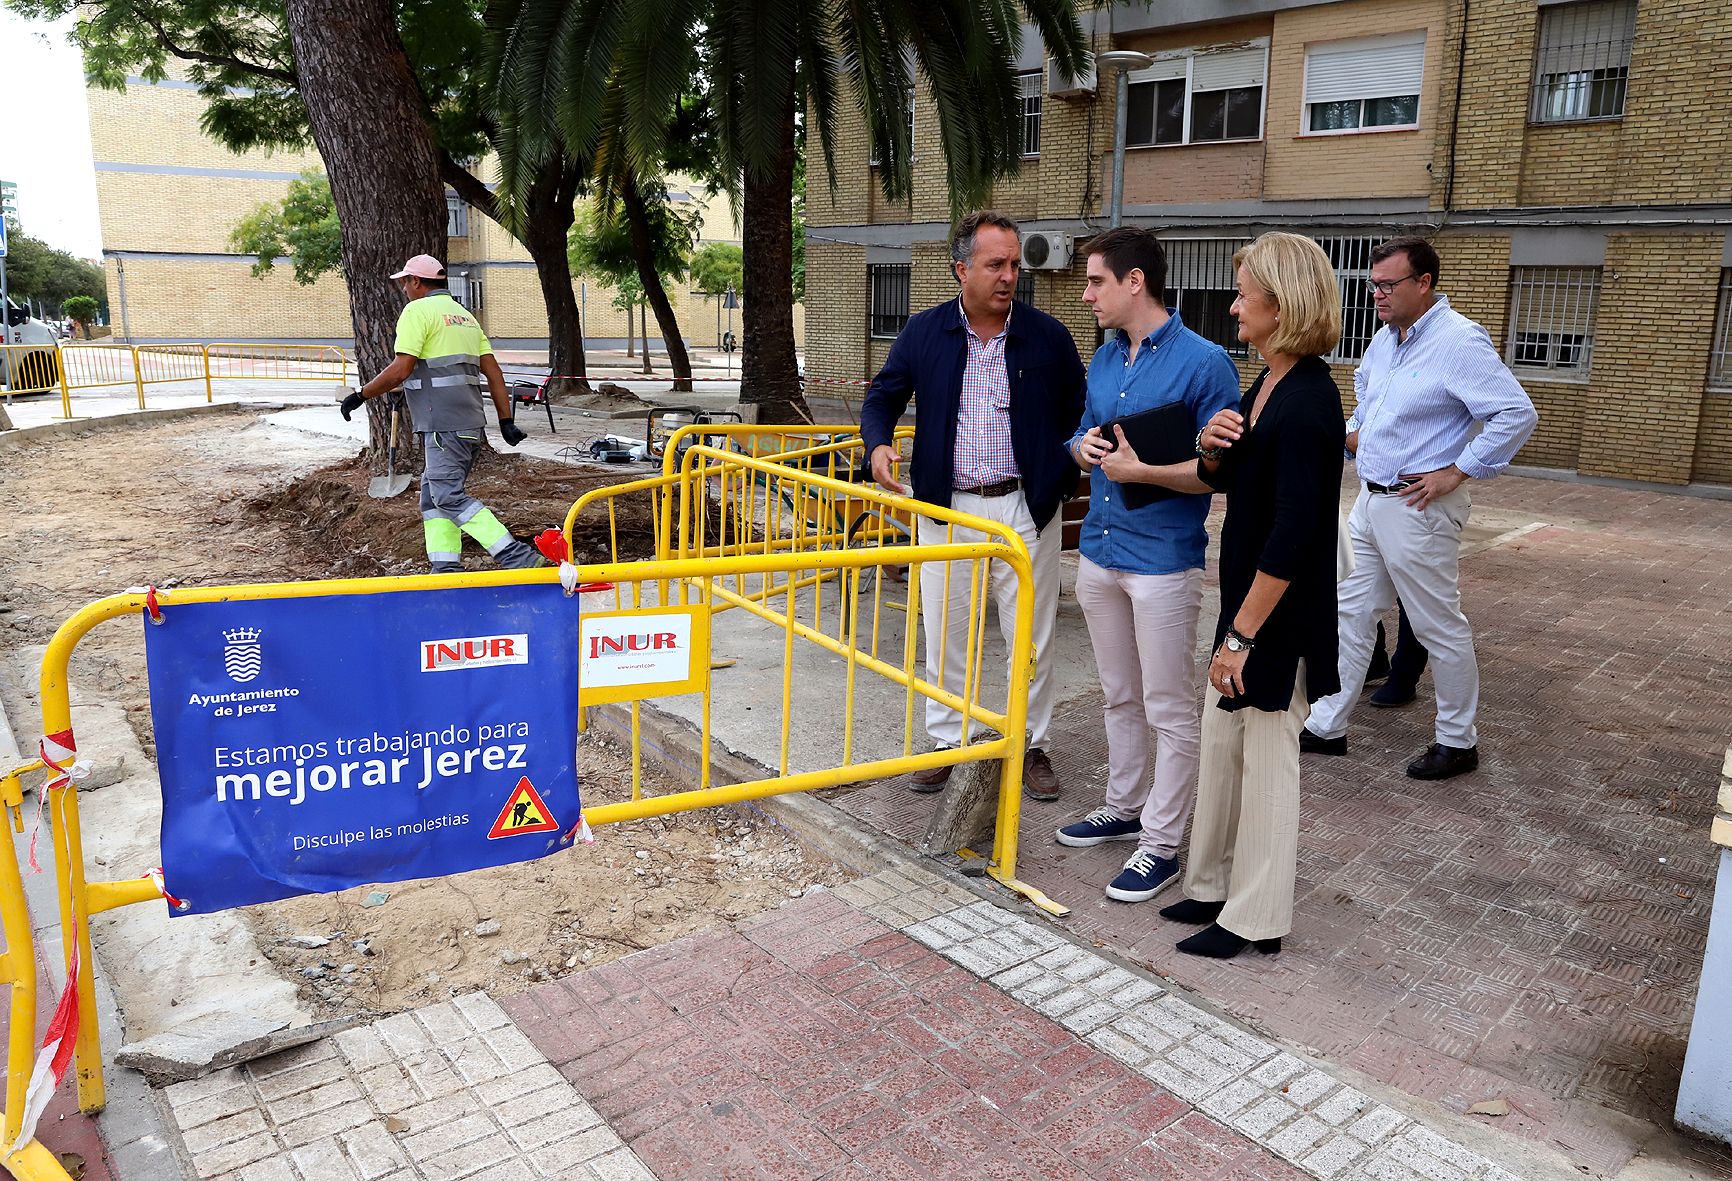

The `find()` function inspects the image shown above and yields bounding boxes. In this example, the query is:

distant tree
[689,243,742,297]
[230,170,342,285]
[63,296,100,338]
[568,183,699,387]
[0,226,106,317]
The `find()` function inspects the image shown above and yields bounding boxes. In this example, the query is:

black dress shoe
[1299,728,1346,756]
[1406,743,1479,780]
[1368,681,1418,708]
[1159,898,1225,925]
[1175,923,1282,959]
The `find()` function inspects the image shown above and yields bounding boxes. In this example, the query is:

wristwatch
[1223,626,1256,653]
[1195,429,1223,461]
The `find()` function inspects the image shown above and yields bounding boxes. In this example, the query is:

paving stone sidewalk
[160,866,1526,1180]
[829,473,1732,1177]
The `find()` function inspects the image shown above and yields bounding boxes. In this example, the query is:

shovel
[369,407,412,499]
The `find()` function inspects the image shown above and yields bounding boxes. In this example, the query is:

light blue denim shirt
[1347,295,1538,484]
[1068,312,1242,575]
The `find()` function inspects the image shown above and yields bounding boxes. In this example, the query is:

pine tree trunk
[740,84,810,424]
[621,172,693,392]
[283,0,445,467]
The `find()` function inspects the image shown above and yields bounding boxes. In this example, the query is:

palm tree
[489,0,1088,423]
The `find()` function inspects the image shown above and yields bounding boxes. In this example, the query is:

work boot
[909,748,954,793]
[1024,748,1061,801]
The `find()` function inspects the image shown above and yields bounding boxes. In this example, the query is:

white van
[2,302,61,392]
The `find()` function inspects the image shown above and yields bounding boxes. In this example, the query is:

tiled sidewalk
[829,475,1732,1177]
[161,867,1520,1180]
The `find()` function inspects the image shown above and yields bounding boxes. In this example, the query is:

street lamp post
[1095,50,1153,229]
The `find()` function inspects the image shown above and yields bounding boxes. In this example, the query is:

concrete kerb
[0,401,293,454]
[596,696,1591,1181]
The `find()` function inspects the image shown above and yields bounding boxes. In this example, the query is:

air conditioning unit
[1047,55,1096,99]
[1021,231,1074,271]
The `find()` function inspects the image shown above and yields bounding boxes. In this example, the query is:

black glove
[339,390,366,421]
[498,417,527,447]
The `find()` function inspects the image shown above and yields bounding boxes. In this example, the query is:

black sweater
[1200,356,1345,713]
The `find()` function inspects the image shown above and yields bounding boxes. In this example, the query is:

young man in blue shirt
[1060,228,1242,902]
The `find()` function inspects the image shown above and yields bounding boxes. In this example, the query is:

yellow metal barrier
[19,448,1042,1155]
[203,342,349,384]
[0,759,61,1181]
[0,344,64,402]
[134,344,211,400]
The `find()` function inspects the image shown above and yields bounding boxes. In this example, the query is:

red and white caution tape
[7,935,80,1154]
[30,731,87,875]
[563,812,595,845]
[149,867,190,912]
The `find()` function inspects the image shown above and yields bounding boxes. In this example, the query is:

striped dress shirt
[1347,295,1538,485]
[952,299,1020,487]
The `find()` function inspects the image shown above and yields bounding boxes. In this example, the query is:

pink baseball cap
[390,254,446,280]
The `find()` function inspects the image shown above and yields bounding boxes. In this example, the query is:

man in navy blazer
[861,211,1086,800]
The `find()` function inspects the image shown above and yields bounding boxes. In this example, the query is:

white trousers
[1307,485,1479,747]
[1184,670,1309,941]
[915,492,1061,750]
[1074,557,1202,857]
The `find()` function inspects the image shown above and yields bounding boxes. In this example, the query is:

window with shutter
[1507,267,1602,376]
[1123,43,1266,148]
[1531,0,1636,123]
[1302,31,1426,134]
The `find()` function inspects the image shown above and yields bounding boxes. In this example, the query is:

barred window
[1316,236,1383,363]
[1019,72,1042,158]
[1015,271,1036,307]
[1710,270,1732,390]
[1531,0,1636,123]
[869,87,918,167]
[1161,238,1250,356]
[446,193,469,238]
[1507,267,1601,376]
[868,264,911,338]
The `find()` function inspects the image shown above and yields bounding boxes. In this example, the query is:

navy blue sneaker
[1055,806,1142,848]
[1106,850,1179,903]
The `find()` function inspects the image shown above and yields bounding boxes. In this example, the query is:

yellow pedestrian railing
[0,759,57,1180]
[0,341,353,419]
[10,445,1042,1169]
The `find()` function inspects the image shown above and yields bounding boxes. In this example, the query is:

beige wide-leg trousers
[1182,668,1308,942]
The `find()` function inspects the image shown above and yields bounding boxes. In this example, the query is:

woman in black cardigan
[1137,232,1346,959]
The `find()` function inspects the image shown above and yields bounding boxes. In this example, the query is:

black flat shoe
[1299,728,1346,756]
[1175,923,1282,959]
[1406,743,1478,780]
[1158,898,1225,925]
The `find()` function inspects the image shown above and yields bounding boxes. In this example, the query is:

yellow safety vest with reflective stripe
[392,292,492,433]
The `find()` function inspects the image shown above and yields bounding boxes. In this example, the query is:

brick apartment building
[83,72,798,354]
[805,0,1732,487]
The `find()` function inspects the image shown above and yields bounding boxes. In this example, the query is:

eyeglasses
[1365,274,1419,296]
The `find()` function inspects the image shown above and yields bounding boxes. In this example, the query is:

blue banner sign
[144,584,581,915]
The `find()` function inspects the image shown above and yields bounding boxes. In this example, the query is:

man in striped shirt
[1301,237,1537,780]
[861,212,1086,800]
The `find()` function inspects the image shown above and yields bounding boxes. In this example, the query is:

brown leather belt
[954,478,1021,498]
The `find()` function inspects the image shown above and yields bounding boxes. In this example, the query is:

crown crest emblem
[223,628,262,644]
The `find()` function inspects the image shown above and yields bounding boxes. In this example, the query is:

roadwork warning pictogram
[487,776,559,839]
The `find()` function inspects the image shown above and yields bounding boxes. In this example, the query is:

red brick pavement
[823,476,1732,1177]
[504,892,1313,1180]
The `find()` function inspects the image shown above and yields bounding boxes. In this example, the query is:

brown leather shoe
[1024,748,1061,801]
[909,762,953,793]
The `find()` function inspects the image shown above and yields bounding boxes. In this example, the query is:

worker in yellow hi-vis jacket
[341,254,545,573]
